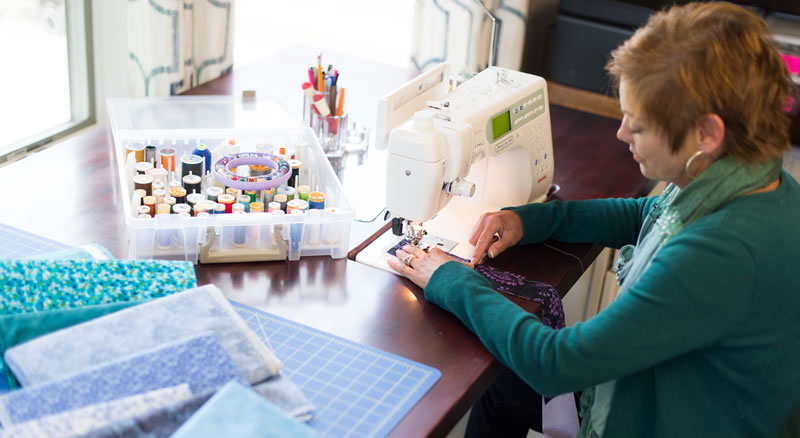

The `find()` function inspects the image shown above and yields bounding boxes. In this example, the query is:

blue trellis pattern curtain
[128,0,235,97]
[411,0,529,77]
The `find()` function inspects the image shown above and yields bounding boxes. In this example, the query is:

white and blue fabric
[128,0,234,96]
[0,331,243,426]
[0,385,193,438]
[4,285,281,387]
[411,0,529,77]
[171,381,318,438]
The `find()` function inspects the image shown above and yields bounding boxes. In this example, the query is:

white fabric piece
[4,285,281,387]
[0,385,192,438]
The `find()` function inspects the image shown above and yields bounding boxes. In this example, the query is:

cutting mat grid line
[235,303,441,438]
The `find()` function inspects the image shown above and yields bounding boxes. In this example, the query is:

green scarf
[579,156,783,438]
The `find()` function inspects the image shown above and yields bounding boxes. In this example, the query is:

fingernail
[488,249,494,259]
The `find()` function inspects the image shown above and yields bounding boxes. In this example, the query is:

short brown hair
[606,2,792,162]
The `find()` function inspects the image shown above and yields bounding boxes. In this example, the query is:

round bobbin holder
[212,152,292,190]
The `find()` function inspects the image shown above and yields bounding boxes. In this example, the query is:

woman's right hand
[469,210,523,265]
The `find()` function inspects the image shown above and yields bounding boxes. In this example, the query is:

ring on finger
[402,254,417,267]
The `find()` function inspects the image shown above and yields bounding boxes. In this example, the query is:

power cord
[542,242,584,273]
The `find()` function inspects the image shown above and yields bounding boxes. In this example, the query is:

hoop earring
[684,151,705,180]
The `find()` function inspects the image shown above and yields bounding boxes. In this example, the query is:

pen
[307,68,316,90]
[317,55,323,92]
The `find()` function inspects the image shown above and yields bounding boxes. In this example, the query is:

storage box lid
[107,96,299,133]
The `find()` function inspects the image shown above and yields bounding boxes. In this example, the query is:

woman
[387,2,800,437]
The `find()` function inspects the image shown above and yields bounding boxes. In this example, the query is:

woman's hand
[468,210,523,264]
[387,245,472,289]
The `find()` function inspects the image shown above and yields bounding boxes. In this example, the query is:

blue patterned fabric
[0,331,243,426]
[4,285,281,387]
[0,385,192,438]
[171,381,318,438]
[0,259,197,315]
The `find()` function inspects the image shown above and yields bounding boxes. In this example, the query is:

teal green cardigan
[425,170,800,437]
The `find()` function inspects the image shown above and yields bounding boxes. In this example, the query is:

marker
[336,87,345,116]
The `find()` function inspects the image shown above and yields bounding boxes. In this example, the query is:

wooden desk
[0,50,652,437]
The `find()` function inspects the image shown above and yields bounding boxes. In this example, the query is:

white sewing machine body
[357,64,554,271]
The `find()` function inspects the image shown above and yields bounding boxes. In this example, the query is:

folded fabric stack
[0,285,316,437]
[0,258,198,315]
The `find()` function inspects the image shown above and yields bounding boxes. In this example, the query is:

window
[0,0,94,163]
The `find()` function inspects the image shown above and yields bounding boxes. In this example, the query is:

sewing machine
[355,63,554,272]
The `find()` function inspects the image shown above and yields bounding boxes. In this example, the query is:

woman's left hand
[387,245,473,289]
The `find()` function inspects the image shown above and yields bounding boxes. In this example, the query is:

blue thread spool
[191,143,212,174]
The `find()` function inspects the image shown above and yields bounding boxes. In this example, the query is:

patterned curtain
[128,0,235,97]
[411,0,529,78]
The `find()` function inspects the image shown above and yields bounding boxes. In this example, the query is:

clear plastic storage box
[107,96,353,263]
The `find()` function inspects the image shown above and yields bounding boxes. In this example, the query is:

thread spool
[289,160,302,187]
[133,189,147,205]
[136,205,152,217]
[153,189,167,205]
[133,174,154,196]
[263,187,276,204]
[147,167,168,187]
[143,196,157,217]
[170,186,187,204]
[126,144,145,162]
[218,194,235,213]
[237,194,252,212]
[286,199,302,214]
[156,203,171,215]
[183,174,202,195]
[144,145,157,164]
[186,193,205,209]
[207,186,223,202]
[289,209,304,252]
[278,185,296,200]
[159,147,176,171]
[225,187,240,198]
[152,180,165,192]
[297,185,310,202]
[267,201,281,212]
[306,208,321,245]
[193,202,210,216]
[244,190,258,203]
[135,161,154,175]
[191,143,212,174]
[214,203,226,214]
[233,210,247,247]
[172,204,191,215]
[274,193,288,212]
[180,154,203,182]
[164,196,176,212]
[295,199,309,211]
[309,191,325,209]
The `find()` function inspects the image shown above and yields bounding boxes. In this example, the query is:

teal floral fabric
[0,259,197,315]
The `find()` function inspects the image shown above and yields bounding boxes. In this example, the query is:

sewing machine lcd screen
[491,111,511,140]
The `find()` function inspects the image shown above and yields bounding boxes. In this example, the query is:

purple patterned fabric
[388,240,565,330]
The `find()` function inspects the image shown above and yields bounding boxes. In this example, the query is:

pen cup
[312,112,349,157]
